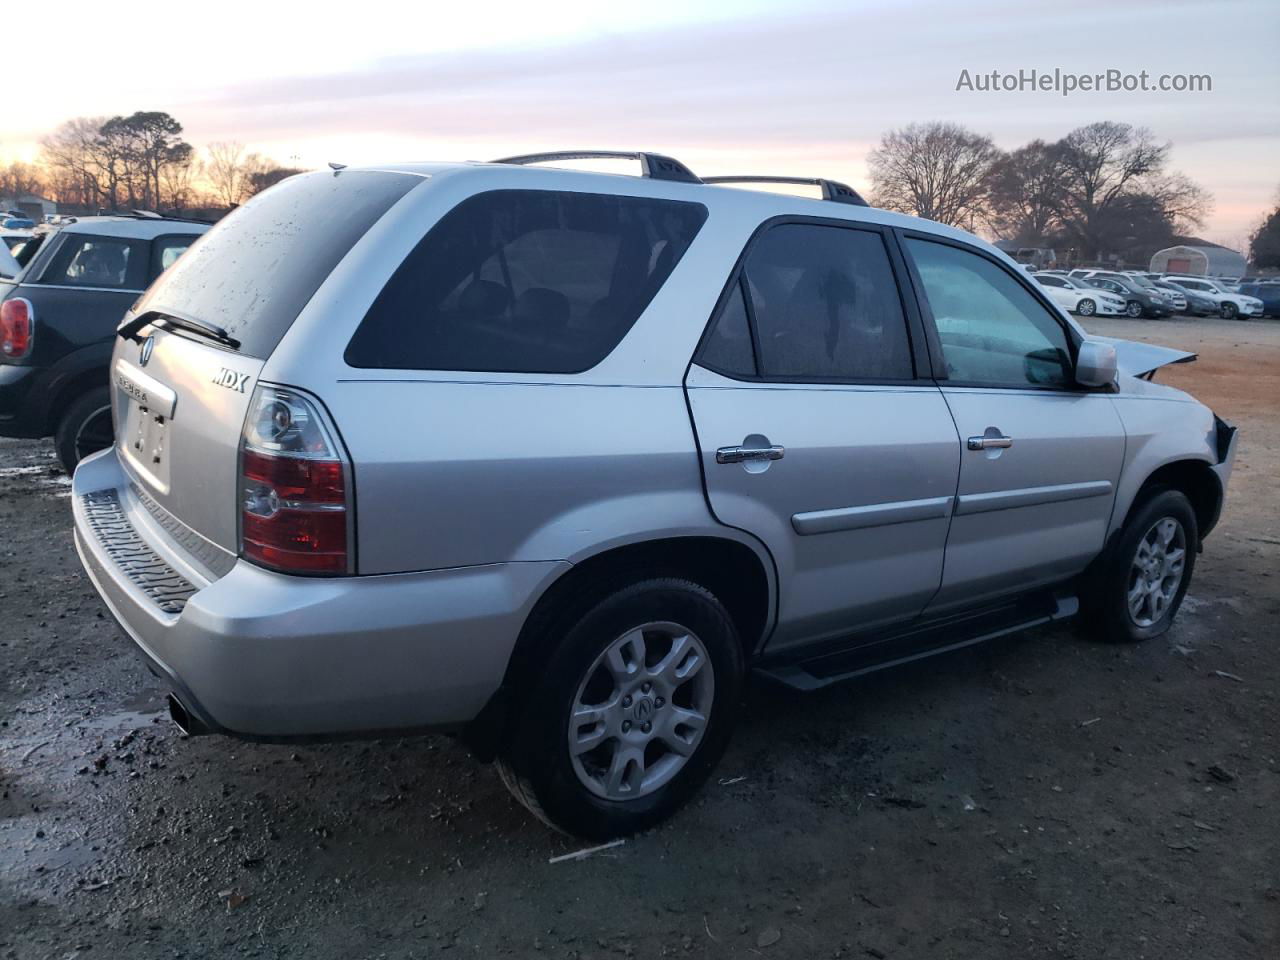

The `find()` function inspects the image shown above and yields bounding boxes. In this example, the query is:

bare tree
[40,117,107,207]
[0,162,46,199]
[1051,122,1168,260]
[39,113,193,211]
[868,121,999,227]
[985,140,1065,244]
[206,141,248,207]
[1143,172,1211,234]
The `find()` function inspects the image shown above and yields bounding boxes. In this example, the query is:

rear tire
[55,387,112,475]
[1082,489,1197,644]
[496,578,744,838]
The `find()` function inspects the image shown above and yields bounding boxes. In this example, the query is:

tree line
[0,111,301,215]
[868,120,1216,266]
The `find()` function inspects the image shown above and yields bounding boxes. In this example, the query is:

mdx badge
[213,368,251,393]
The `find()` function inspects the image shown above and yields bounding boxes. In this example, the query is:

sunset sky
[4,0,1277,247]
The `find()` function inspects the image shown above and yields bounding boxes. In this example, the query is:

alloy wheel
[1126,517,1187,628]
[1125,301,1143,318]
[567,621,715,801]
[1077,298,1095,317]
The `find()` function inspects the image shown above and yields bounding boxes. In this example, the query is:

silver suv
[72,152,1237,838]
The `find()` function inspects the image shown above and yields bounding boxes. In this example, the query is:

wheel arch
[1122,458,1224,546]
[463,534,776,759]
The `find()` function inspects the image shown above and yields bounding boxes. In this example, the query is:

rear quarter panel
[331,380,736,573]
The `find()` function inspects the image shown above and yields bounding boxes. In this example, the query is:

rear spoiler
[1091,336,1197,380]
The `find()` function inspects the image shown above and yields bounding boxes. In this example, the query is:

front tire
[1084,489,1198,644]
[1125,301,1144,318]
[497,578,744,838]
[1220,301,1238,320]
[55,387,112,475]
[1077,298,1096,317]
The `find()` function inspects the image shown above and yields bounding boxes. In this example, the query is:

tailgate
[113,328,263,551]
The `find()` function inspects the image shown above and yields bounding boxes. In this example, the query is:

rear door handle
[967,435,1013,451]
[716,444,785,464]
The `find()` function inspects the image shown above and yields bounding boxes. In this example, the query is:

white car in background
[1164,276,1263,320]
[1034,272,1127,316]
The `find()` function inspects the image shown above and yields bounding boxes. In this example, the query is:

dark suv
[0,215,208,471]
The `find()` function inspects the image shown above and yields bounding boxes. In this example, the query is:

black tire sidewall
[1097,489,1198,643]
[1221,302,1237,320]
[55,387,112,475]
[1126,301,1143,318]
[506,579,744,839]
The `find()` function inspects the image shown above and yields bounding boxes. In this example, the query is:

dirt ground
[1,315,1276,960]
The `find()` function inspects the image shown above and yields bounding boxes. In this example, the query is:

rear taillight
[1,298,33,358]
[239,385,351,575]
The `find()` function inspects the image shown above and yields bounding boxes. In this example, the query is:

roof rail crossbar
[491,150,702,184]
[703,175,870,207]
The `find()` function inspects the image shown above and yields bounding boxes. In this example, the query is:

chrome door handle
[967,435,1013,451]
[716,444,785,464]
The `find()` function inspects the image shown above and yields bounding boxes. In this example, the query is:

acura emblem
[139,335,155,367]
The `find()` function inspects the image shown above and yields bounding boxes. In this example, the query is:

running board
[757,593,1078,692]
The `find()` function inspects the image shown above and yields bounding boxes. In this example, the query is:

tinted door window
[698,282,757,377]
[721,223,912,381]
[46,236,147,289]
[905,237,1073,389]
[346,190,707,373]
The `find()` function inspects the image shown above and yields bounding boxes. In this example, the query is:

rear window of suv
[345,189,708,373]
[132,170,421,359]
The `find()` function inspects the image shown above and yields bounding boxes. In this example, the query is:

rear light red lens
[242,505,347,573]
[239,385,350,576]
[1,298,33,358]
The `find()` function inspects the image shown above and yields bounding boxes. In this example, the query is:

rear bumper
[0,363,49,438]
[72,446,567,739]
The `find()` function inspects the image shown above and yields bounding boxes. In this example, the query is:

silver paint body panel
[71,162,1235,737]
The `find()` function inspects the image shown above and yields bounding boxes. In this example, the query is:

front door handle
[967,435,1013,451]
[717,444,785,464]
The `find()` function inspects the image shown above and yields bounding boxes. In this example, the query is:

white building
[1150,242,1248,278]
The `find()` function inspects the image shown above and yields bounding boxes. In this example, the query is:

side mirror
[1076,339,1118,388]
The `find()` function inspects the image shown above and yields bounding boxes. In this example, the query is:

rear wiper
[117,312,241,351]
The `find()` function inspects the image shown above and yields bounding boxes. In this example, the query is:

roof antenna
[328,161,347,171]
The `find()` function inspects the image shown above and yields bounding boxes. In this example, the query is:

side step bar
[757,593,1078,692]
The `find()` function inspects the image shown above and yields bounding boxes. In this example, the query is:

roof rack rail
[491,150,702,184]
[702,175,869,207]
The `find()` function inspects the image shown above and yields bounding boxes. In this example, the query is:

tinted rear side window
[133,170,420,358]
[345,189,708,373]
[46,235,147,289]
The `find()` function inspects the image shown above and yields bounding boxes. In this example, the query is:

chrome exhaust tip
[167,693,207,736]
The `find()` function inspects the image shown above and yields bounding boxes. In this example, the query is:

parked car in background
[2,215,36,229]
[1164,276,1263,319]
[1,227,32,257]
[1082,275,1172,318]
[0,215,209,472]
[1236,281,1280,317]
[1033,272,1126,316]
[70,156,1237,838]
[1153,279,1215,316]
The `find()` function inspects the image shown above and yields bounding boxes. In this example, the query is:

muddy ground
[1,315,1276,960]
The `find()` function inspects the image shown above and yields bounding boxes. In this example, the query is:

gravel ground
[1,315,1276,960]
